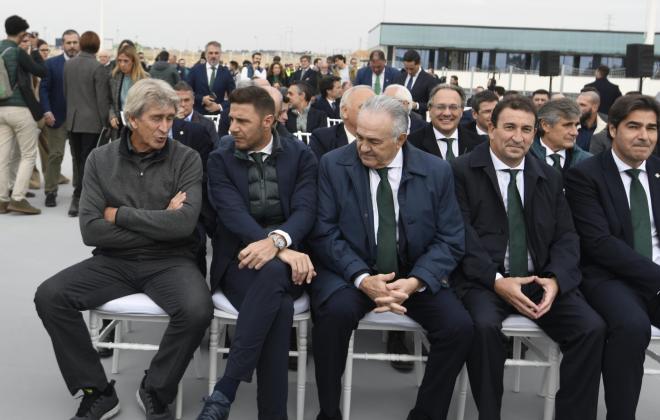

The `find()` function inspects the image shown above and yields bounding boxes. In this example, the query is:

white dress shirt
[611,149,660,265]
[489,149,534,279]
[206,62,219,87]
[476,125,488,136]
[540,138,566,168]
[404,67,422,91]
[343,125,356,143]
[433,127,459,159]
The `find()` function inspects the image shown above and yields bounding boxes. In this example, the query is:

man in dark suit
[310,96,473,420]
[530,98,592,177]
[313,75,341,120]
[565,94,660,420]
[290,54,319,94]
[383,84,426,134]
[396,49,439,118]
[40,29,79,208]
[462,89,498,142]
[197,86,318,420]
[173,81,220,146]
[309,85,374,160]
[408,84,484,160]
[285,81,327,134]
[452,95,606,420]
[354,49,399,95]
[185,40,235,115]
[583,65,622,115]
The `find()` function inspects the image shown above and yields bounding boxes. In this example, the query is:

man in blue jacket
[40,29,79,207]
[309,95,473,420]
[354,49,398,95]
[186,41,235,115]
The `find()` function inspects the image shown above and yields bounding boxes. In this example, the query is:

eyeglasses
[429,104,461,112]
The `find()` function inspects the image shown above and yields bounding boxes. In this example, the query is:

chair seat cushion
[652,325,660,338]
[212,291,310,316]
[359,311,422,330]
[95,293,167,316]
[502,314,540,330]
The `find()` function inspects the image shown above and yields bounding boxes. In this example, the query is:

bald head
[340,85,375,135]
[383,84,413,113]
[253,78,270,88]
[262,86,283,115]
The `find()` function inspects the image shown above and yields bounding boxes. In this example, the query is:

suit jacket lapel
[423,124,442,157]
[274,136,292,217]
[646,157,660,231]
[602,151,634,243]
[346,153,376,255]
[458,126,469,155]
[523,156,542,220]
[337,124,348,148]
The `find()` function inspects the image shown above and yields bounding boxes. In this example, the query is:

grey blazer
[589,130,611,155]
[64,51,110,133]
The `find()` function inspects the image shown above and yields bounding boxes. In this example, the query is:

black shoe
[387,331,414,372]
[196,390,231,420]
[137,373,173,420]
[45,191,57,207]
[68,197,79,217]
[25,191,35,198]
[70,380,120,420]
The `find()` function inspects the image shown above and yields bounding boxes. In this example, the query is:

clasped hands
[237,238,316,286]
[103,191,187,224]
[494,275,559,320]
[360,273,422,315]
[202,95,222,113]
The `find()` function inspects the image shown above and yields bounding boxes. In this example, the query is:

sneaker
[45,191,57,207]
[68,197,79,217]
[70,380,120,420]
[0,201,8,214]
[196,390,231,420]
[7,199,41,215]
[137,373,173,420]
[59,174,71,184]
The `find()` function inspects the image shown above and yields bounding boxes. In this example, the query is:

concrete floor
[1,147,660,419]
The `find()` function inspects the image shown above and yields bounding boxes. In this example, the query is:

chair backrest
[294,131,312,144]
[327,118,342,127]
[204,114,221,131]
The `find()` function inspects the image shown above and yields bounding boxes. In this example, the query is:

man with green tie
[530,98,591,176]
[565,94,660,420]
[185,40,235,115]
[451,95,606,420]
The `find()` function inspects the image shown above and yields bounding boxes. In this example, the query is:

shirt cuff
[495,272,504,281]
[269,230,291,248]
[354,273,369,289]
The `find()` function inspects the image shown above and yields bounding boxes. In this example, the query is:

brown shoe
[58,174,70,185]
[7,199,41,215]
[30,170,41,189]
[0,201,8,214]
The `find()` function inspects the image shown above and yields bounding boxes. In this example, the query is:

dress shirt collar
[388,147,404,169]
[540,138,566,160]
[206,62,218,71]
[250,136,274,155]
[490,148,525,171]
[344,124,356,143]
[433,127,458,140]
[612,148,647,174]
[476,125,488,136]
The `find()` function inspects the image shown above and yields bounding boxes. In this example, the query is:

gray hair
[578,90,601,106]
[205,40,221,51]
[236,79,255,89]
[537,98,580,136]
[341,85,374,110]
[123,79,179,120]
[384,84,413,113]
[359,95,409,140]
[428,83,466,108]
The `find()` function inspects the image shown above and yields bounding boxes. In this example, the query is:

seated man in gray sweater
[34,79,213,420]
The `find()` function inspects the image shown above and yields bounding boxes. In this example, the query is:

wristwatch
[269,233,287,250]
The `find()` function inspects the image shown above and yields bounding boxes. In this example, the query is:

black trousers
[312,287,474,420]
[68,132,98,199]
[461,287,606,420]
[582,279,660,420]
[221,259,301,420]
[34,255,213,404]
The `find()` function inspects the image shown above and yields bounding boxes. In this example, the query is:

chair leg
[89,311,100,349]
[193,346,203,379]
[513,337,522,393]
[296,319,308,420]
[543,343,560,420]
[175,380,183,420]
[342,332,355,420]
[414,332,423,387]
[208,318,219,395]
[123,319,132,333]
[455,365,469,420]
[111,319,122,374]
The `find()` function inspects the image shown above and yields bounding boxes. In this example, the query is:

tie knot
[505,169,520,182]
[550,153,561,161]
[376,167,389,179]
[626,168,642,180]
[211,65,216,70]
[251,152,265,164]
[443,137,455,144]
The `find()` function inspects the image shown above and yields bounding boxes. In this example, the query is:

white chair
[207,291,311,420]
[454,314,561,420]
[644,325,660,374]
[327,118,342,127]
[341,311,429,420]
[293,131,312,144]
[89,293,201,420]
[204,114,221,132]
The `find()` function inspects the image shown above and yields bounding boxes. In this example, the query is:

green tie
[505,169,528,276]
[549,153,562,170]
[626,169,653,259]
[375,167,398,275]
[374,74,382,95]
[444,138,456,161]
[209,65,217,89]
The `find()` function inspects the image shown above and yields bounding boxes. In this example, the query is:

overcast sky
[7,0,659,53]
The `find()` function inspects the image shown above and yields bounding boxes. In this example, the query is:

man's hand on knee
[277,249,317,285]
[238,238,278,270]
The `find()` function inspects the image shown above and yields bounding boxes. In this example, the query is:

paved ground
[1,148,659,419]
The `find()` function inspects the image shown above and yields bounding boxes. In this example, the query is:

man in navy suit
[354,49,398,95]
[310,96,473,420]
[408,84,484,160]
[174,81,220,146]
[312,75,341,120]
[461,89,498,142]
[452,95,605,420]
[397,49,440,118]
[40,29,79,207]
[186,41,235,115]
[565,94,660,420]
[290,54,319,94]
[197,86,318,420]
[309,85,374,160]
